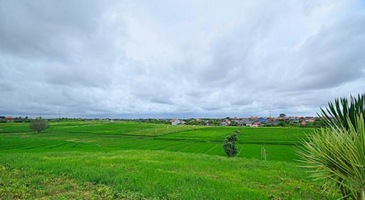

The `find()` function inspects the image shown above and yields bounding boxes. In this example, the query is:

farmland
[0,121,337,199]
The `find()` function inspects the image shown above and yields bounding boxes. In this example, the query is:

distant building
[220,121,228,126]
[301,120,307,126]
[252,121,261,127]
[258,117,267,123]
[235,119,254,126]
[171,119,181,125]
[5,116,14,121]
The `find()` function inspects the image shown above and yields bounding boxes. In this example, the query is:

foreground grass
[0,165,139,199]
[0,150,337,199]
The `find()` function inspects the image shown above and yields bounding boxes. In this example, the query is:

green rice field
[0,120,338,199]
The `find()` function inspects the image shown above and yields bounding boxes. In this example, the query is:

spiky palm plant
[299,115,365,199]
[318,94,365,131]
[299,94,365,199]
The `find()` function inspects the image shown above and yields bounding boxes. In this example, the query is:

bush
[299,116,365,199]
[223,130,239,157]
[299,94,365,200]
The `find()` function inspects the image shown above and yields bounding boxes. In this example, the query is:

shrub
[299,94,365,200]
[299,116,365,200]
[223,130,239,157]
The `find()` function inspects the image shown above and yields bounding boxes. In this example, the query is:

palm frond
[299,114,365,199]
[318,94,365,131]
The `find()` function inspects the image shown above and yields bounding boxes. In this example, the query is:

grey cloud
[293,14,365,90]
[1,0,364,117]
[0,1,106,44]
[0,84,12,92]
[0,0,119,66]
[149,97,174,106]
[44,64,113,88]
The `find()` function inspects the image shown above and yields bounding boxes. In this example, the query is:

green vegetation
[30,118,49,133]
[0,120,338,199]
[0,165,126,199]
[223,130,239,157]
[318,94,365,131]
[0,122,309,161]
[299,117,365,200]
[300,94,365,200]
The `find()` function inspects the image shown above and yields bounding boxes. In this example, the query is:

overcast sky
[0,0,364,118]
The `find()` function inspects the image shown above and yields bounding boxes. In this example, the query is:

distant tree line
[0,115,326,128]
[265,118,325,128]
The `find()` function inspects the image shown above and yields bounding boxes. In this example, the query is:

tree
[211,119,220,126]
[279,113,286,118]
[223,130,239,157]
[30,118,49,133]
[299,94,365,200]
[229,120,238,126]
[188,119,199,126]
[278,120,287,127]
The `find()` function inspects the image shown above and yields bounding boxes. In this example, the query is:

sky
[0,0,364,118]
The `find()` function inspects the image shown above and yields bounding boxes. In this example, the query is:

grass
[0,121,308,161]
[159,126,313,144]
[0,164,132,200]
[0,150,336,199]
[0,121,339,199]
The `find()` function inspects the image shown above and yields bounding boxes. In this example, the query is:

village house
[171,119,181,125]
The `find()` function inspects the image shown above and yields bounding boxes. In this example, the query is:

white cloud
[0,0,364,118]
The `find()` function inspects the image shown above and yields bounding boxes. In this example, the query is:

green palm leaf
[301,94,365,200]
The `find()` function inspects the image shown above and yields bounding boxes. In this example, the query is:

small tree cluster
[30,118,49,133]
[223,130,239,157]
